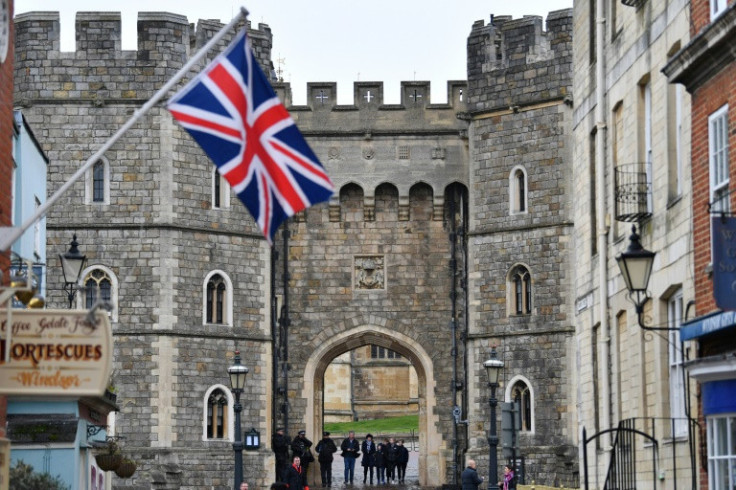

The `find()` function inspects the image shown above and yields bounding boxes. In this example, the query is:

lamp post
[484,348,504,490]
[615,225,659,329]
[59,234,87,309]
[228,351,249,490]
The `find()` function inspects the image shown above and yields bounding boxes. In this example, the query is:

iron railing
[603,417,698,490]
[614,163,652,223]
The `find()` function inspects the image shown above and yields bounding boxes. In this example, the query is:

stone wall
[465,9,578,487]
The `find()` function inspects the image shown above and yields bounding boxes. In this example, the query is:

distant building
[323,346,418,423]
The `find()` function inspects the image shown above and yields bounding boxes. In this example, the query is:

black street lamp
[484,348,504,490]
[59,234,87,309]
[615,225,662,330]
[228,351,249,490]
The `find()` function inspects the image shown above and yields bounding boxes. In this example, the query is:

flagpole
[0,7,250,252]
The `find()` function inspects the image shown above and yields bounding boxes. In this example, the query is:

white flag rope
[0,6,249,252]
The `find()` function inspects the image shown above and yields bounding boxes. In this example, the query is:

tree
[9,460,70,490]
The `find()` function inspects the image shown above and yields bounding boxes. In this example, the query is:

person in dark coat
[374,443,386,484]
[361,433,377,484]
[396,439,409,484]
[272,427,292,482]
[291,431,314,485]
[316,431,338,487]
[383,438,399,482]
[286,455,306,490]
[461,459,483,490]
[340,430,360,484]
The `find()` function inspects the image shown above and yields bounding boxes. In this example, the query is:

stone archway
[301,325,443,486]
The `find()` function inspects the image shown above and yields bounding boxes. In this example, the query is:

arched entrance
[301,325,442,486]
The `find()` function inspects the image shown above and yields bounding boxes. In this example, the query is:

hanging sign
[0,309,113,396]
[713,217,736,310]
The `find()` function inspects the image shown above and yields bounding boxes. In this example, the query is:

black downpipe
[271,245,279,439]
[281,221,291,434]
[459,189,469,479]
[683,299,697,490]
[450,192,459,486]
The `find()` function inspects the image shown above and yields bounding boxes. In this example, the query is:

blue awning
[681,310,736,341]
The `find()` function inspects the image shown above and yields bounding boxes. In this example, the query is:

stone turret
[466,9,573,111]
[14,11,274,105]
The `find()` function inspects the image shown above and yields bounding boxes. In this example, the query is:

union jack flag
[167,30,334,244]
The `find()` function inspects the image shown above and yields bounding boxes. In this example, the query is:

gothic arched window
[511,379,533,432]
[509,265,532,316]
[509,166,528,215]
[206,388,229,439]
[85,269,112,308]
[203,271,233,326]
[79,265,118,322]
[212,167,230,209]
[86,157,110,205]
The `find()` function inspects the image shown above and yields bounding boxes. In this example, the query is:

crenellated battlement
[466,9,572,112]
[14,11,466,128]
[13,11,274,105]
[271,80,467,120]
[272,79,467,133]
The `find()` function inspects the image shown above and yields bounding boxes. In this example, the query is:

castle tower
[14,11,276,487]
[465,10,578,483]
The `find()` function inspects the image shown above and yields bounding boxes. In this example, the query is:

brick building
[0,0,13,462]
[664,1,736,489]
[12,9,577,489]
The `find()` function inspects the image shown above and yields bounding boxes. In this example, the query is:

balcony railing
[614,163,652,222]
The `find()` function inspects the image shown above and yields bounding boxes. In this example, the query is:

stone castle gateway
[13,9,577,489]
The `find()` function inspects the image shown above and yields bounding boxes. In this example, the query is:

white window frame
[85,157,110,205]
[711,0,728,20]
[675,84,683,197]
[709,105,730,213]
[707,414,736,489]
[33,196,41,260]
[202,270,233,326]
[212,167,230,210]
[505,374,535,434]
[509,166,528,215]
[202,384,235,442]
[668,290,687,437]
[78,264,119,323]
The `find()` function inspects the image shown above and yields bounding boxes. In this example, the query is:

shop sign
[0,309,112,396]
[713,217,736,310]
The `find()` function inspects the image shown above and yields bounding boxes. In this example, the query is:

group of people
[338,431,410,486]
[271,428,411,488]
[461,460,516,490]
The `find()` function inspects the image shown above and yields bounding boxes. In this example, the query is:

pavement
[307,451,420,488]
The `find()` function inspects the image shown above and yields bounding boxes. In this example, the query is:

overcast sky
[16,1,573,104]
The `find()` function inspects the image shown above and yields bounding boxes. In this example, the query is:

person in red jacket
[286,455,307,490]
